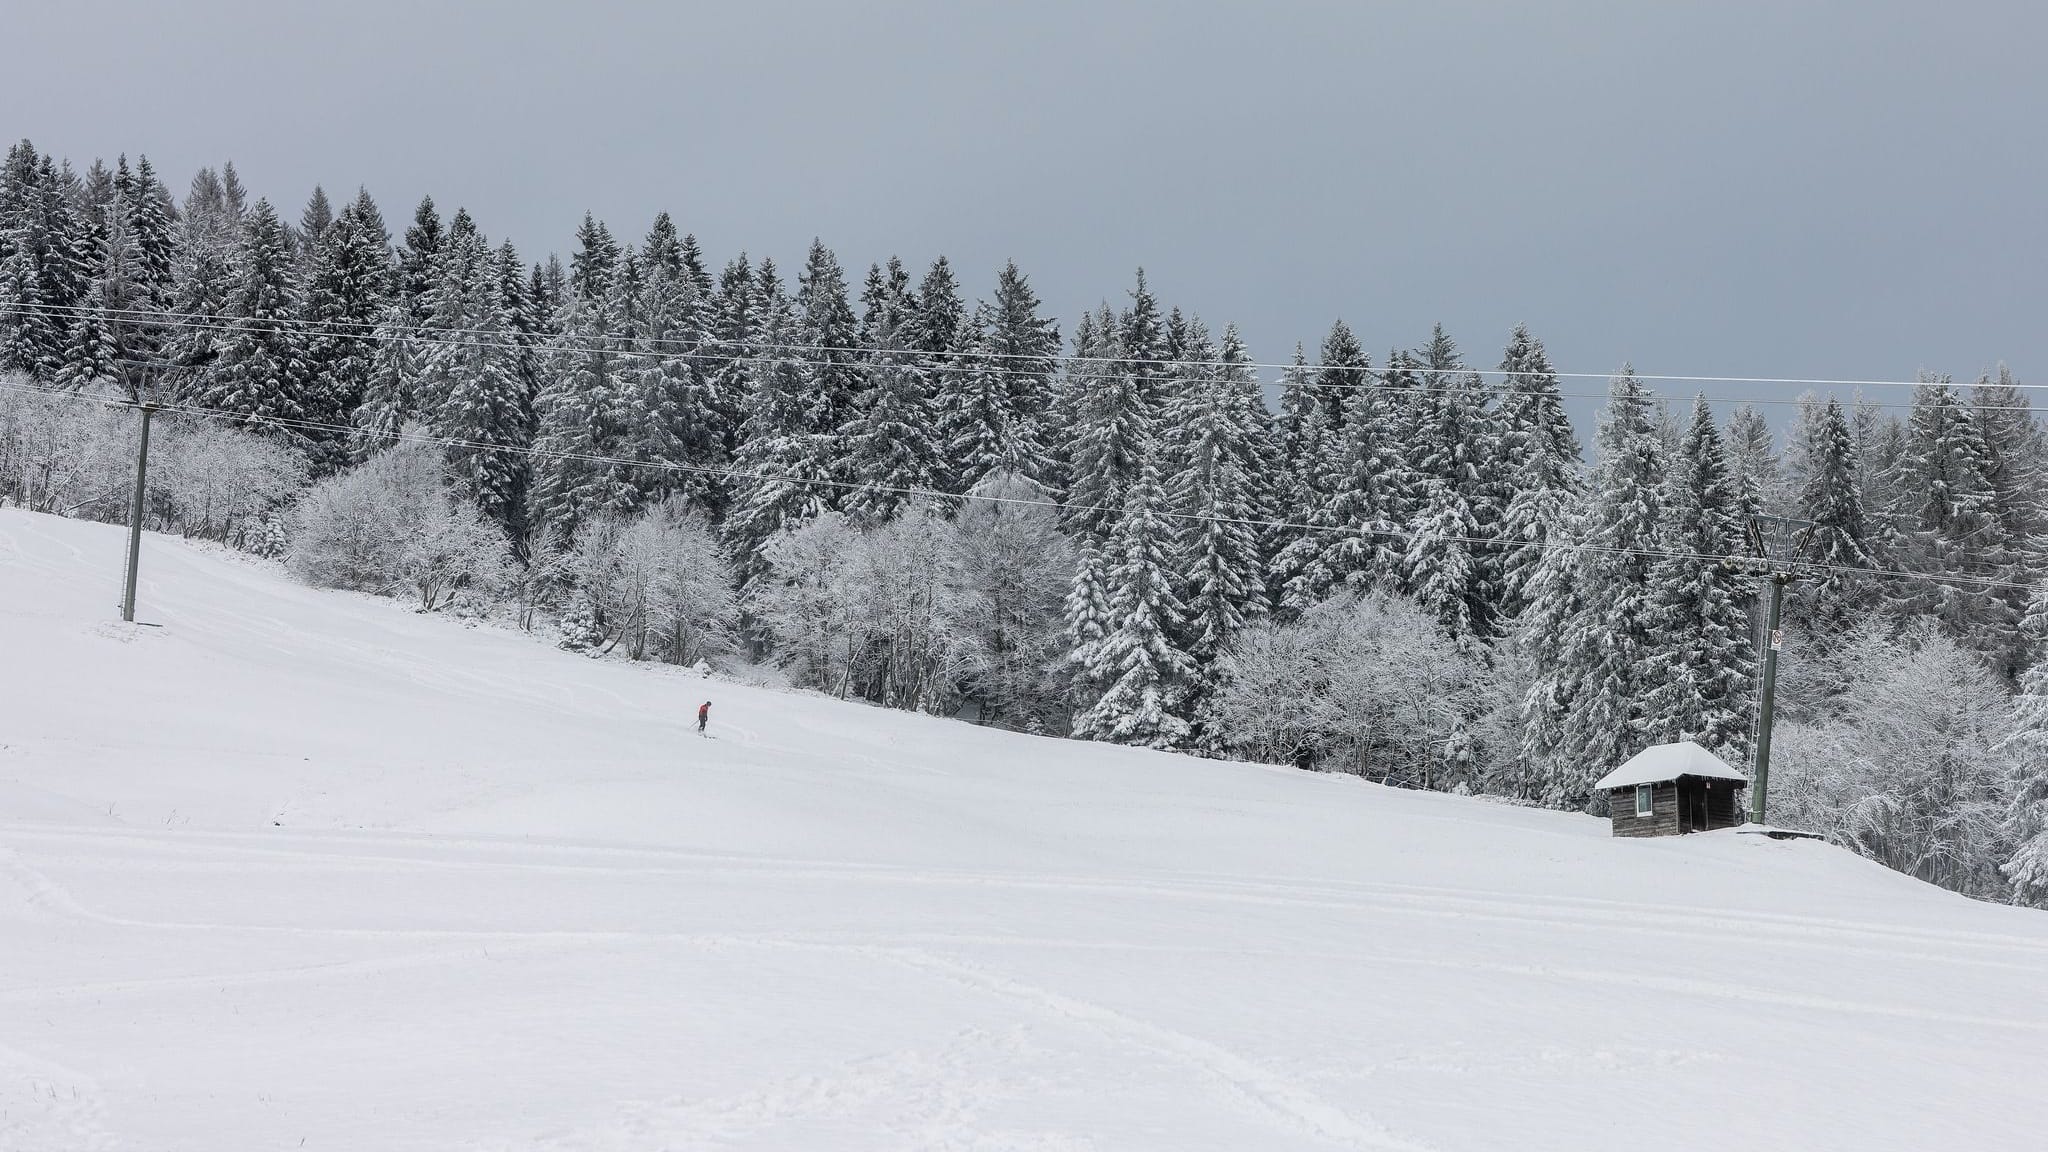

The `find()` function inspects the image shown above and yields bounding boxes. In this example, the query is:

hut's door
[1679,774,1712,828]
[1679,780,1709,833]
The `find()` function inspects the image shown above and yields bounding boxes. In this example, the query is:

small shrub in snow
[288,440,511,610]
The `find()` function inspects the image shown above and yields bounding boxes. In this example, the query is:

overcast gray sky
[7,0,2043,416]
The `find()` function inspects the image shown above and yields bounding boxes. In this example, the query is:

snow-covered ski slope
[3,507,2046,1152]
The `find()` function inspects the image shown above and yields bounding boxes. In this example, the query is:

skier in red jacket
[697,701,711,736]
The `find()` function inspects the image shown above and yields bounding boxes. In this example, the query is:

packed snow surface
[4,507,2046,1152]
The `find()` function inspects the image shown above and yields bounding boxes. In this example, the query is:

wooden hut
[1594,741,1748,837]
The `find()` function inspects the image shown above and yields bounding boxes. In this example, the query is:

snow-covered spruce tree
[1890,375,2013,659]
[616,212,717,512]
[564,213,620,303]
[528,264,634,542]
[348,187,390,251]
[1791,394,1880,636]
[1269,350,1416,613]
[1971,365,2046,543]
[301,199,392,468]
[1038,302,1103,498]
[1072,457,1197,749]
[696,252,759,511]
[0,146,80,378]
[842,259,938,524]
[1638,394,1755,759]
[1063,278,1169,699]
[1161,320,1271,739]
[1272,343,1327,528]
[1404,345,1502,644]
[2002,653,2048,907]
[1493,325,1582,621]
[978,260,1060,485]
[724,266,831,601]
[1969,365,2044,665]
[125,156,178,307]
[1851,396,1908,557]
[1721,403,1780,523]
[1064,295,1155,534]
[55,184,146,395]
[419,225,530,535]
[497,242,543,452]
[1314,320,1365,444]
[161,169,241,398]
[297,185,334,258]
[1404,474,1484,643]
[192,199,310,435]
[794,239,866,484]
[395,196,444,322]
[1521,366,1666,807]
[350,300,419,460]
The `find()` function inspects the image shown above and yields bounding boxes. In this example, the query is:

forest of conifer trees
[3,139,2044,906]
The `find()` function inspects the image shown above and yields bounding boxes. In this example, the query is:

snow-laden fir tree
[1493,324,1583,620]
[297,185,334,258]
[496,242,543,443]
[191,199,310,434]
[617,212,718,512]
[793,239,867,484]
[1522,366,1666,806]
[1969,365,2044,665]
[1162,320,1271,726]
[1890,374,2011,656]
[1062,293,1151,551]
[1639,394,1755,759]
[725,264,832,600]
[1404,337,1502,643]
[1118,270,1172,422]
[1850,395,1907,554]
[125,156,178,304]
[976,260,1060,483]
[420,226,530,534]
[301,198,393,467]
[1273,343,1328,516]
[2002,646,2048,907]
[396,196,444,322]
[1792,394,1880,637]
[0,147,81,377]
[565,212,621,303]
[937,263,1058,493]
[1071,456,1196,749]
[55,184,146,395]
[1971,366,2046,544]
[350,299,419,459]
[1048,304,1112,512]
[529,269,634,541]
[161,166,243,395]
[841,258,938,523]
[1269,350,1416,613]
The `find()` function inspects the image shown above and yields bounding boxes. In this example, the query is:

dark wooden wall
[1612,777,1748,837]
[1609,782,1680,837]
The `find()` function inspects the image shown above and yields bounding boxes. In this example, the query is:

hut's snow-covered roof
[1593,741,1749,791]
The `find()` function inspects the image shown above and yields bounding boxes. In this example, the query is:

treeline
[1,139,2043,906]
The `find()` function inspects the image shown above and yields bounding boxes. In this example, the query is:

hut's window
[1635,784,1654,817]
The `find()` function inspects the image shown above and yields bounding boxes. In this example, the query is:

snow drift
[3,507,2045,1151]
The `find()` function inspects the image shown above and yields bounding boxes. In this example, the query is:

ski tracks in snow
[872,947,1434,1152]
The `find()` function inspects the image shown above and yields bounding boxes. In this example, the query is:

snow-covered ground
[3,507,2046,1152]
